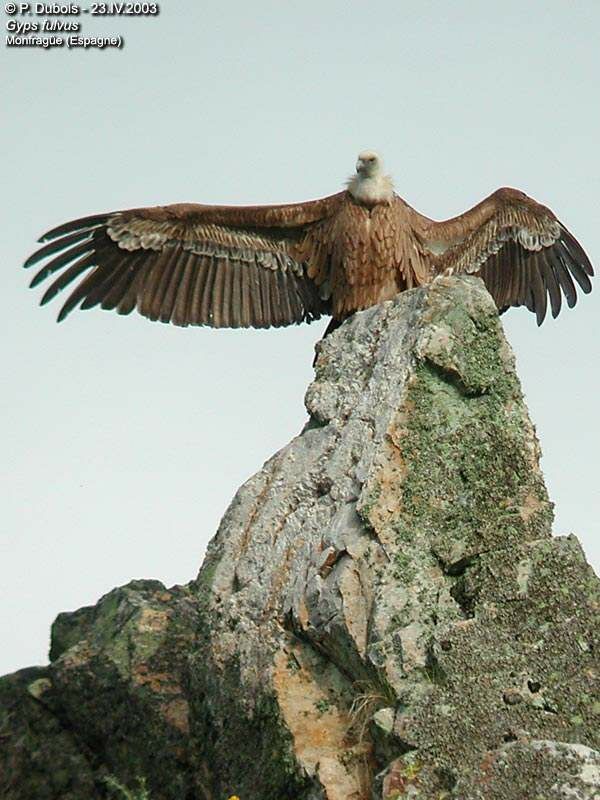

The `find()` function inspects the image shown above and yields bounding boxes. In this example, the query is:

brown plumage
[24,151,593,330]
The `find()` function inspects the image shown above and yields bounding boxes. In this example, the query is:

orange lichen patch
[162,697,190,734]
[238,470,276,555]
[476,748,498,787]
[450,618,477,636]
[387,395,415,449]
[382,756,422,798]
[336,562,369,658]
[58,641,94,669]
[132,664,181,694]
[359,433,408,538]
[518,491,546,522]
[273,644,370,800]
[137,607,170,634]
[131,664,189,733]
[263,542,301,622]
[295,595,310,629]
[358,397,418,538]
[319,547,341,578]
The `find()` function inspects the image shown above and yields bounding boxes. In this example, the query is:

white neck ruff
[347,173,394,205]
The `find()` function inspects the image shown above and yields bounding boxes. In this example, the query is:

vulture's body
[25,151,594,330]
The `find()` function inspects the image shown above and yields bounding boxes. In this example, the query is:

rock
[0,581,203,799]
[0,666,99,799]
[475,739,600,800]
[1,276,598,800]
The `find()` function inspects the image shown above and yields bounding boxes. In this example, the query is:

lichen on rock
[1,277,598,800]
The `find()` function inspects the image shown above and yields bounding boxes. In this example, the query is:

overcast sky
[2,0,599,676]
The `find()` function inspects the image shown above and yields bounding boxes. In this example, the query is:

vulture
[24,151,593,331]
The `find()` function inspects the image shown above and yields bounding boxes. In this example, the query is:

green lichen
[314,698,333,714]
[395,346,551,567]
[104,776,150,800]
[384,754,423,799]
[358,482,382,522]
[189,654,312,800]
[391,549,417,583]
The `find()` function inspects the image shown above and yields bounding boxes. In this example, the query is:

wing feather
[171,253,197,327]
[426,188,594,323]
[240,261,252,327]
[230,262,242,329]
[116,255,149,316]
[149,252,172,321]
[200,256,217,325]
[30,240,95,288]
[40,214,108,242]
[40,253,97,306]
[86,248,149,313]
[211,256,225,328]
[79,260,128,311]
[25,229,92,269]
[552,249,578,308]
[188,256,210,326]
[57,265,110,322]
[275,270,290,326]
[255,267,269,328]
[528,252,547,325]
[100,258,141,311]
[539,251,562,319]
[518,248,532,309]
[25,197,340,329]
[223,260,235,328]
[161,249,191,323]
[557,240,592,293]
[560,227,594,276]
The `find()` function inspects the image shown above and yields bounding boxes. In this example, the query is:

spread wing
[24,194,344,328]
[422,188,594,324]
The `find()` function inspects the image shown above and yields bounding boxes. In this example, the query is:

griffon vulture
[24,151,593,330]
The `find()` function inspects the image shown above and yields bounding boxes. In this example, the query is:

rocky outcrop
[1,276,599,800]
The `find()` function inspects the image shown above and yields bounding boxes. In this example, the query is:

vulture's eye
[369,157,375,162]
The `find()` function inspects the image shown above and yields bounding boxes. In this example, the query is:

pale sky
[2,0,599,676]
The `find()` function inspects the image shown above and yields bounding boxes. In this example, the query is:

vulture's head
[356,150,382,178]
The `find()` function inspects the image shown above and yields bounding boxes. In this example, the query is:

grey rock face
[1,276,598,800]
